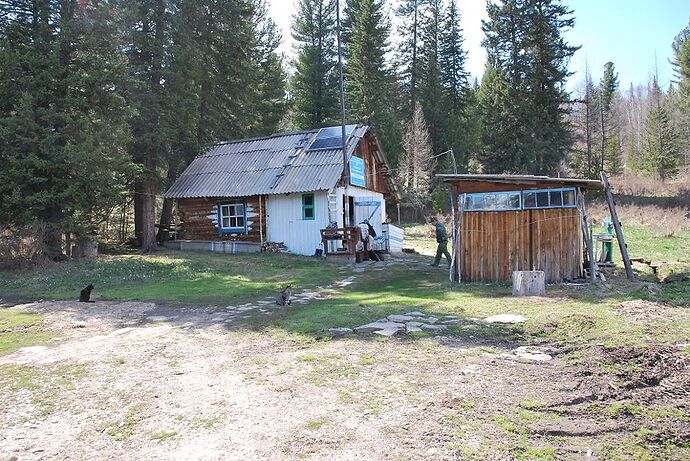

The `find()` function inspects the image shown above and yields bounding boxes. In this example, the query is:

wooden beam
[600,171,634,281]
[577,189,596,283]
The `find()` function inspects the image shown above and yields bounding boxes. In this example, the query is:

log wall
[176,196,266,242]
[459,208,582,282]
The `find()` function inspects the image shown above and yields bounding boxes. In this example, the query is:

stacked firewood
[261,241,288,253]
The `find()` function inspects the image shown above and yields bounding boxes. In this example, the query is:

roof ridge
[213,128,319,146]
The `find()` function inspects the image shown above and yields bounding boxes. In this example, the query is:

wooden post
[259,195,264,244]
[600,171,635,281]
[449,190,463,283]
[577,190,596,283]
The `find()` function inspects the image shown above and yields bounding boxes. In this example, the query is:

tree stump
[512,271,545,296]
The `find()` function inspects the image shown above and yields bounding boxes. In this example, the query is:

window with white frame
[218,201,245,232]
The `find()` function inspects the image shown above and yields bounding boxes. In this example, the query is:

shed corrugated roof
[165,125,368,199]
[437,174,603,190]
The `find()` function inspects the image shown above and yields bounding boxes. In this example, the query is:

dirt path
[1,259,688,460]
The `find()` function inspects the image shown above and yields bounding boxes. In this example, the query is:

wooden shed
[439,174,603,283]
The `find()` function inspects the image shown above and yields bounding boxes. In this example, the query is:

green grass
[0,250,341,305]
[0,310,52,355]
[617,225,690,264]
[150,430,177,441]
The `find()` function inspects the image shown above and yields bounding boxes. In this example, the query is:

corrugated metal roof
[165,125,368,199]
[437,174,603,190]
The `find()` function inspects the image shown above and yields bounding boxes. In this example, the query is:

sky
[268,0,690,94]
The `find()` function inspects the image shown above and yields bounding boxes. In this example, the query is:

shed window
[464,191,521,211]
[218,201,246,233]
[464,188,577,212]
[522,188,577,210]
[302,193,315,220]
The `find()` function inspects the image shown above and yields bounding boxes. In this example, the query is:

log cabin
[164,124,401,255]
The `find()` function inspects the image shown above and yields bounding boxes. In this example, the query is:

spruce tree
[641,77,681,180]
[290,0,339,129]
[598,61,619,172]
[253,0,288,135]
[418,0,445,157]
[438,0,470,171]
[395,0,427,115]
[342,0,401,164]
[0,0,134,257]
[481,0,578,174]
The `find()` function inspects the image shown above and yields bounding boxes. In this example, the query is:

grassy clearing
[0,250,341,305]
[0,309,52,355]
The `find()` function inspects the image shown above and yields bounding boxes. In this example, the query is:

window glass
[465,194,482,210]
[484,194,497,209]
[563,189,575,206]
[523,191,536,208]
[536,191,549,207]
[509,193,521,209]
[302,193,315,220]
[549,190,563,207]
[220,202,245,229]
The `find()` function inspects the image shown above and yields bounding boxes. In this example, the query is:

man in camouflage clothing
[429,217,451,267]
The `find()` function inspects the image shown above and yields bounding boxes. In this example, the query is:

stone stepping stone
[484,314,527,324]
[374,327,402,337]
[513,346,552,361]
[421,324,447,332]
[405,325,423,333]
[441,319,460,325]
[354,321,404,334]
[404,311,426,317]
[387,314,416,323]
[328,327,353,337]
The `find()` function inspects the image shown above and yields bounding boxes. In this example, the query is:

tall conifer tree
[481,0,578,174]
[0,0,134,257]
[290,0,339,129]
[342,0,401,163]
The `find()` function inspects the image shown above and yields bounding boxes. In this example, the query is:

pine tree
[290,0,339,129]
[342,0,401,164]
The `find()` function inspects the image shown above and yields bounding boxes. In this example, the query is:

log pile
[261,241,288,253]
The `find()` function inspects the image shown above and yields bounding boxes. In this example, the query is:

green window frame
[302,193,315,220]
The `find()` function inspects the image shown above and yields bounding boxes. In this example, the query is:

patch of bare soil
[1,300,689,460]
[615,300,675,323]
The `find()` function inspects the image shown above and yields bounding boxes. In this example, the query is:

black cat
[79,283,95,303]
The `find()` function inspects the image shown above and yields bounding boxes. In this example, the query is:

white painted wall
[266,191,329,256]
[334,186,386,236]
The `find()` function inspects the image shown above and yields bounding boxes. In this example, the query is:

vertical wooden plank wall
[460,208,582,282]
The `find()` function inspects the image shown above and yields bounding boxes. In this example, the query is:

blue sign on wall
[349,156,365,187]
